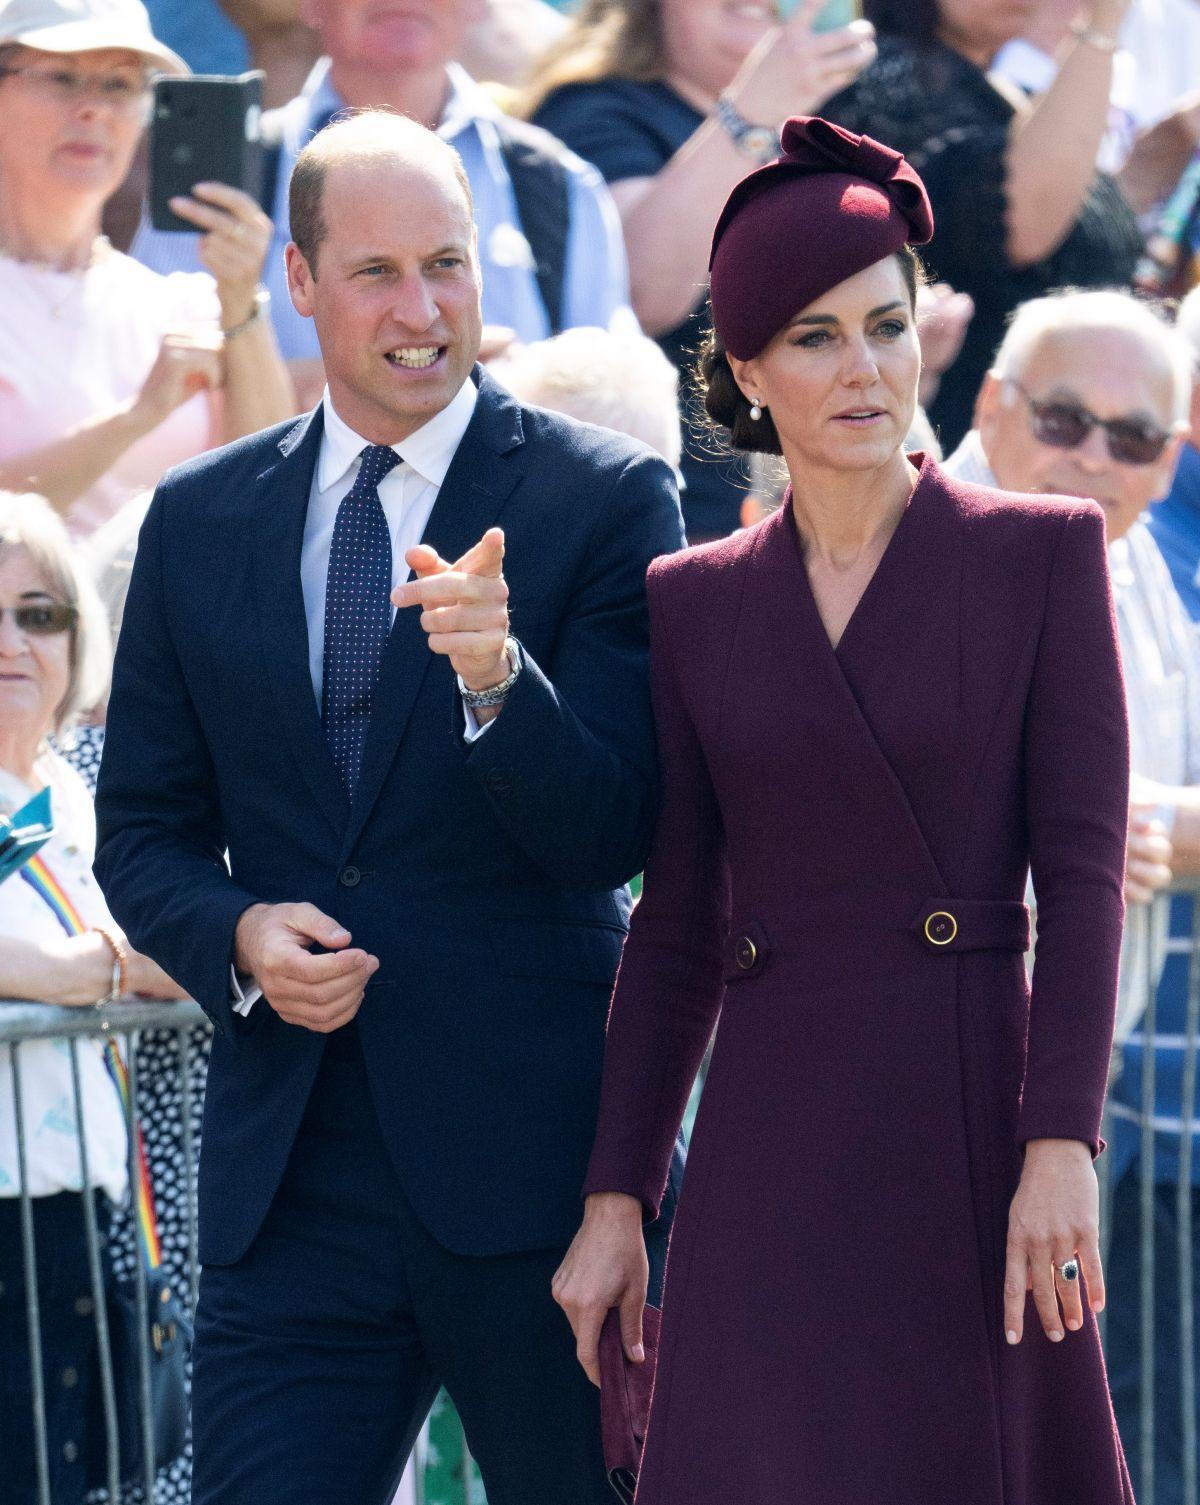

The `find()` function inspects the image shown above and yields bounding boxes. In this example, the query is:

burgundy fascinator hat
[708,115,935,360]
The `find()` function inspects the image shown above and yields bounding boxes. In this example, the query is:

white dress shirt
[233,379,491,1015]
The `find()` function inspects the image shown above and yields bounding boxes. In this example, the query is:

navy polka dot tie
[322,443,400,795]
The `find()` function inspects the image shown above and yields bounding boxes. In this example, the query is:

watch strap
[459,638,522,709]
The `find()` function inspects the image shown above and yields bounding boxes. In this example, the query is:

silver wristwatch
[715,95,779,164]
[458,638,522,709]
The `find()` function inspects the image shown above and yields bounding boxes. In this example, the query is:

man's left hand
[392,527,511,692]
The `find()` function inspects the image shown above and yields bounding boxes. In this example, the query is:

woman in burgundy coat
[553,118,1135,1504]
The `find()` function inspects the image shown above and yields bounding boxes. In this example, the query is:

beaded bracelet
[91,925,128,1007]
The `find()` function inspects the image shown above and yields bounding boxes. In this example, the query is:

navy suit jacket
[94,368,685,1266]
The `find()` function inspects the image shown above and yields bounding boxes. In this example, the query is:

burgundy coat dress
[584,458,1135,1504]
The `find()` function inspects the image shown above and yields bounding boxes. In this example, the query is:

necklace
[0,236,111,319]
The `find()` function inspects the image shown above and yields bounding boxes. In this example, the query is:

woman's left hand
[168,182,273,328]
[1004,1138,1104,1346]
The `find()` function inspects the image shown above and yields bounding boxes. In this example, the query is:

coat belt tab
[914,898,1030,954]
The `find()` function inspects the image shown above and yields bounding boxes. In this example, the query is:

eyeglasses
[1008,380,1174,467]
[0,65,152,117]
[0,603,78,636]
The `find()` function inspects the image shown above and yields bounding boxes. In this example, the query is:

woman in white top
[0,0,295,537]
[0,490,182,1505]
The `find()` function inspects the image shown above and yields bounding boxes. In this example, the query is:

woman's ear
[727,352,760,408]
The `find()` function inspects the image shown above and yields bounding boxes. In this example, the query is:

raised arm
[1003,0,1132,266]
[396,447,686,890]
[536,6,874,337]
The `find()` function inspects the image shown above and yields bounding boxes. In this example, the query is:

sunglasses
[1009,380,1173,466]
[0,603,78,636]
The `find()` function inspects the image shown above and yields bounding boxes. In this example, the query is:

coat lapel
[339,369,529,859]
[250,406,352,838]
[746,461,957,896]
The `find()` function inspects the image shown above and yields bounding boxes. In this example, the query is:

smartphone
[149,71,265,233]
[777,0,864,27]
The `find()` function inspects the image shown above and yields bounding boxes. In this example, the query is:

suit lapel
[250,406,352,838]
[340,370,529,859]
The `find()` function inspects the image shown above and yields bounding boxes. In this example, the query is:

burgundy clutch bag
[599,1304,662,1503]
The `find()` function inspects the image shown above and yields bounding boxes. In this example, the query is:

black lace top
[825,38,1143,449]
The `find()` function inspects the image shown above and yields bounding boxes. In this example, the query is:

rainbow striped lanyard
[20,852,162,1272]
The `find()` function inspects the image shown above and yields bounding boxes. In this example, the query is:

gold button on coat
[924,911,958,946]
[735,937,757,970]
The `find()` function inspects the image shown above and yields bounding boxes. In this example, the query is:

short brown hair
[289,110,474,277]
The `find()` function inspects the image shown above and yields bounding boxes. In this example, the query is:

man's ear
[285,241,315,319]
[976,371,1004,449]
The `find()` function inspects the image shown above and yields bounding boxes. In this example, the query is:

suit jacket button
[735,936,757,970]
[339,866,361,888]
[485,769,514,797]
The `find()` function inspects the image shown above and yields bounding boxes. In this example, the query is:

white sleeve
[462,698,498,743]
[231,967,262,1016]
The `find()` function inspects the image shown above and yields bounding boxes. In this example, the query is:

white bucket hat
[0,0,190,75]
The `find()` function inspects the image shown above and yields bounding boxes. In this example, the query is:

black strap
[493,117,572,336]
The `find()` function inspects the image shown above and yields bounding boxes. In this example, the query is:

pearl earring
[749,400,763,422]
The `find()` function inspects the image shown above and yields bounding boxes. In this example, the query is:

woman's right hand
[46,930,123,1007]
[728,0,877,128]
[43,933,186,1005]
[552,1191,649,1386]
[130,330,224,433]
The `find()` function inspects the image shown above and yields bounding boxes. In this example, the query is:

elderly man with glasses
[944,286,1200,1500]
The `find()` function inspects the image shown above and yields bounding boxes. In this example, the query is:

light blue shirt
[130,60,634,361]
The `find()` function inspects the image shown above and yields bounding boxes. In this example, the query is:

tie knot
[357,444,401,482]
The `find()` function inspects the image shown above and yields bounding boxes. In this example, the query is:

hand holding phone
[725,0,875,129]
[149,71,265,234]
[777,0,864,27]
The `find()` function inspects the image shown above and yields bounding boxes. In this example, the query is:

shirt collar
[942,429,998,488]
[298,57,494,143]
[317,379,479,495]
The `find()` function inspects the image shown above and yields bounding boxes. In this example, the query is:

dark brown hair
[699,247,924,455]
[862,0,941,42]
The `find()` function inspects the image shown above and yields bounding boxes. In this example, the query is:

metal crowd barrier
[0,997,462,1505]
[1098,881,1200,1505]
[0,996,207,1505]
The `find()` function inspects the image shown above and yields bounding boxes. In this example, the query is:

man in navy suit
[94,110,685,1505]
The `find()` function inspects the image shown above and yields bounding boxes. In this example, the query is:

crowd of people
[2,0,1200,1501]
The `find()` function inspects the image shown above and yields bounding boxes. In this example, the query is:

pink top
[0,244,220,536]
